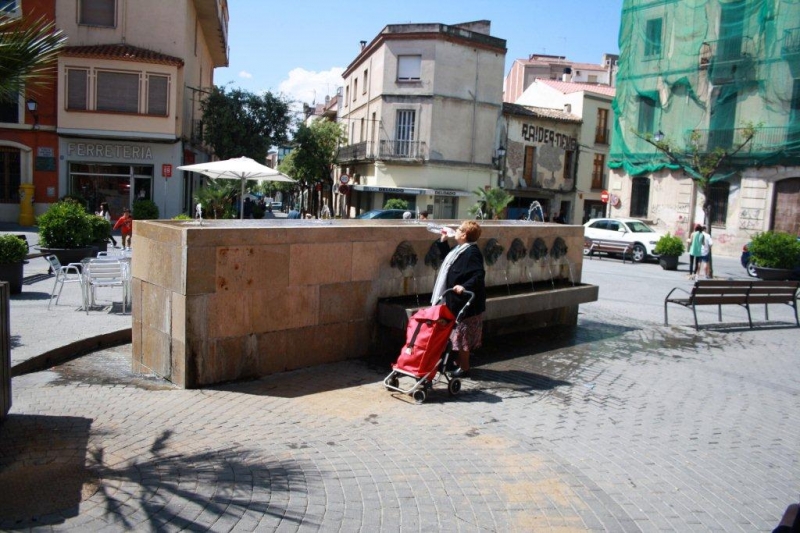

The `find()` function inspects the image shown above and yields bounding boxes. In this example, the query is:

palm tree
[0,14,66,103]
[194,179,238,219]
[469,187,514,220]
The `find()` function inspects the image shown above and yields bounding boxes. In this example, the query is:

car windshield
[626,221,655,233]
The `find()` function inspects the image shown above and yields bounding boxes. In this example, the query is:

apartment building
[498,102,581,221]
[516,79,616,223]
[504,53,617,104]
[0,0,228,223]
[610,0,800,256]
[335,20,506,219]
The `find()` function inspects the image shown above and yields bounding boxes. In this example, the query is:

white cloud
[239,70,253,79]
[277,67,345,105]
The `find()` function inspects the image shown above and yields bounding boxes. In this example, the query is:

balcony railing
[379,140,427,160]
[782,27,800,57]
[686,126,799,153]
[336,140,427,163]
[699,36,756,83]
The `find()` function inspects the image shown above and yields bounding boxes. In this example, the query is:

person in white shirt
[690,225,713,279]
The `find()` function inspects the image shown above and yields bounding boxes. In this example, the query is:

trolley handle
[437,288,476,323]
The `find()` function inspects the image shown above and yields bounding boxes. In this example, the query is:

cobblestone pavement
[2,255,799,532]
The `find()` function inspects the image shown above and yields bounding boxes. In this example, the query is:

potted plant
[37,199,95,265]
[749,231,800,280]
[0,234,29,294]
[88,214,112,255]
[654,233,685,270]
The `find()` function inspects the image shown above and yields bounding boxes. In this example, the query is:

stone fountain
[130,219,598,388]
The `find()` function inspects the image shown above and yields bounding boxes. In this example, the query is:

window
[67,69,89,111]
[363,69,368,94]
[789,79,800,146]
[523,146,536,186]
[630,177,651,218]
[395,110,416,156]
[345,86,349,107]
[360,118,365,142]
[637,96,656,136]
[592,153,606,189]
[644,18,663,58]
[563,149,575,181]
[66,67,170,116]
[353,79,358,101]
[0,0,20,17]
[0,147,21,203]
[397,55,421,82]
[588,75,598,83]
[79,0,116,27]
[596,108,609,144]
[97,71,139,113]
[146,74,168,116]
[709,182,730,226]
[0,99,19,123]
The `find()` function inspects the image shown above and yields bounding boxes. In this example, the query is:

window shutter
[147,75,168,116]
[96,71,139,113]
[67,70,88,111]
[80,0,115,26]
[397,56,421,81]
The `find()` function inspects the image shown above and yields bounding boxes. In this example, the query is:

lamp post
[493,145,506,187]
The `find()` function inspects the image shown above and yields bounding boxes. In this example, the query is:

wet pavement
[2,248,799,531]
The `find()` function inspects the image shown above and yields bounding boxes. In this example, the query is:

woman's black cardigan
[435,241,487,318]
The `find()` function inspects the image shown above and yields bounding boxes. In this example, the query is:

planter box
[0,263,23,294]
[659,255,680,270]
[754,266,795,281]
[38,246,97,269]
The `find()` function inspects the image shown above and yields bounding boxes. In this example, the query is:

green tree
[0,14,66,102]
[200,86,292,162]
[384,198,409,210]
[289,120,345,215]
[469,187,513,220]
[194,179,238,219]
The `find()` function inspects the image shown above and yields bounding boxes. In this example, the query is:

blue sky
[215,0,623,106]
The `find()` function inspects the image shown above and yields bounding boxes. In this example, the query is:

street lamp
[26,98,38,129]
[493,145,506,187]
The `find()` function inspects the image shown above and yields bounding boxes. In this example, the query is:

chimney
[564,104,572,114]
[561,67,572,82]
[360,40,367,51]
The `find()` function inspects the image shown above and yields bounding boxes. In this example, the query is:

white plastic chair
[45,255,84,310]
[84,259,128,314]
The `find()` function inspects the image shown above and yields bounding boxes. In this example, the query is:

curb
[11,328,132,377]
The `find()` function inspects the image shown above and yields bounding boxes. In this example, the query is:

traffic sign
[600,190,609,203]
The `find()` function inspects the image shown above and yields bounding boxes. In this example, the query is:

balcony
[685,126,798,153]
[782,28,800,59]
[336,140,427,164]
[194,0,229,67]
[699,36,756,84]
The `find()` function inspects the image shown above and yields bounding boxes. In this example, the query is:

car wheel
[746,259,759,278]
[632,243,647,263]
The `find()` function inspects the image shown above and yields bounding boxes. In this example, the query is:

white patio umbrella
[177,156,294,219]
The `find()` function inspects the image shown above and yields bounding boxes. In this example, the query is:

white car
[583,217,665,263]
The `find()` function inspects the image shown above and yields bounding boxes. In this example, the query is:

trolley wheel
[448,378,462,396]
[412,389,427,404]
[386,375,399,390]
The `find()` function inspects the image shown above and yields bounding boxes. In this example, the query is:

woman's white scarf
[431,243,473,305]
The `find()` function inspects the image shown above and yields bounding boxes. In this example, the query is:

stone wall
[131,219,588,388]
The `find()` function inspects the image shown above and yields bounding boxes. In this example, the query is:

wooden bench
[664,279,800,329]
[585,238,634,264]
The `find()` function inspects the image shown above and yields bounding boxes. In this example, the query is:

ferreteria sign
[520,124,578,151]
[67,142,154,160]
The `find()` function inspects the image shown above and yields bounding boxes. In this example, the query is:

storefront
[59,138,183,217]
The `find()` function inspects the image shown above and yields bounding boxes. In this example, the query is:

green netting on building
[610,0,800,178]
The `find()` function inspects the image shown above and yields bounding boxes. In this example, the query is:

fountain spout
[196,203,203,226]
[527,201,544,222]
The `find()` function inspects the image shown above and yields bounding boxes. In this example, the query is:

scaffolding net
[610,0,800,179]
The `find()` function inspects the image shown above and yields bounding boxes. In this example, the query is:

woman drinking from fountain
[431,220,487,378]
